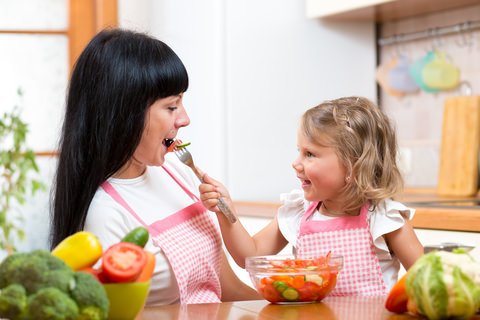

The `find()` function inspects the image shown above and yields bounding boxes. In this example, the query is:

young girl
[199,96,424,296]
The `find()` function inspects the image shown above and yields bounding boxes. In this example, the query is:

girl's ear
[345,176,351,183]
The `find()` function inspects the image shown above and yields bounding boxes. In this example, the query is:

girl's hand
[197,167,234,214]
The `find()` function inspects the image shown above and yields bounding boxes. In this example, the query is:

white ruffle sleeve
[277,189,309,247]
[369,198,415,261]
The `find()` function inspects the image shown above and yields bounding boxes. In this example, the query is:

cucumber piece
[272,281,289,293]
[281,288,299,301]
[305,266,318,271]
[121,226,149,248]
[305,274,323,286]
[176,142,191,149]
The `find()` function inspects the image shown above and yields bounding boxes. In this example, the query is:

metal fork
[173,146,237,223]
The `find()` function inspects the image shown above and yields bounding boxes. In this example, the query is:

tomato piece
[167,139,182,153]
[260,283,282,303]
[261,277,275,285]
[80,267,111,283]
[102,242,147,283]
[135,250,156,282]
[297,281,322,302]
[385,273,408,313]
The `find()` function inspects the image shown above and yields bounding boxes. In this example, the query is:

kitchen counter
[141,297,480,319]
[233,188,480,232]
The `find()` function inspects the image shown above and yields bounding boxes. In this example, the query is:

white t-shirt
[84,153,206,305]
[276,189,415,291]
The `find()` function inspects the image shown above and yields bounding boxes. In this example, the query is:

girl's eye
[305,151,314,158]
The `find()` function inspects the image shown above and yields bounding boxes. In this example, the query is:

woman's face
[131,93,190,171]
[292,128,348,207]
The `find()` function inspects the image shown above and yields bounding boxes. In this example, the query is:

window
[0,0,117,154]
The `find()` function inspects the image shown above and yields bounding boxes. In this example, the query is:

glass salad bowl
[246,254,343,304]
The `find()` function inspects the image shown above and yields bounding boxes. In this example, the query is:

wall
[119,0,377,202]
[378,4,480,187]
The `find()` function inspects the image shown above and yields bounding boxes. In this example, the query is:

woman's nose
[176,105,191,128]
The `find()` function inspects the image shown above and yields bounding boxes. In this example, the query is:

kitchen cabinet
[306,0,480,22]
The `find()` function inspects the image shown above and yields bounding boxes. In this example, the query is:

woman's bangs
[151,54,189,99]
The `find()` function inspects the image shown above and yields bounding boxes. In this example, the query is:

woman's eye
[168,106,178,111]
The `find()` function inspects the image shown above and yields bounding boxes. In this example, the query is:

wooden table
[141,296,467,320]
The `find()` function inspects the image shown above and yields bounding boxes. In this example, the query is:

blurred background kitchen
[1,0,480,284]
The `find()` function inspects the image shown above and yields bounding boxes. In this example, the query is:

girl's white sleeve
[277,189,308,248]
[369,198,415,260]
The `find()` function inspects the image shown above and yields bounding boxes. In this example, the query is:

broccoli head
[0,250,72,294]
[28,287,79,320]
[0,250,110,320]
[69,271,109,320]
[0,284,28,319]
[0,253,28,289]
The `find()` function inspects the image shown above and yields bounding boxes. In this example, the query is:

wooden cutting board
[438,95,480,196]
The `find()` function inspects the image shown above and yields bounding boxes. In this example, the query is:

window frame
[0,0,118,156]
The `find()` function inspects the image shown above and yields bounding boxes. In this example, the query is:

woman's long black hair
[50,29,188,248]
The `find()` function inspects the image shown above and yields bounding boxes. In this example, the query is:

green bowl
[103,281,151,320]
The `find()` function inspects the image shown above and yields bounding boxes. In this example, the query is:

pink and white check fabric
[101,165,222,304]
[296,202,387,296]
[149,204,222,304]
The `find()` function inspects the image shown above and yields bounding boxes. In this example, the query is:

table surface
[140,296,480,320]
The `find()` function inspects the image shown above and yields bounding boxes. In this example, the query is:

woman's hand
[197,167,234,214]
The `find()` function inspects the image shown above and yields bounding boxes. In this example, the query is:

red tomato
[297,282,322,302]
[260,283,282,303]
[261,277,275,285]
[102,242,147,283]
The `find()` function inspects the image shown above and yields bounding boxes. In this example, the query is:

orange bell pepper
[385,273,408,313]
[135,250,156,282]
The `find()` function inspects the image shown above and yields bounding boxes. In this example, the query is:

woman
[50,28,258,305]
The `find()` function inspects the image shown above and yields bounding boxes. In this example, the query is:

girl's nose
[292,157,302,172]
[176,105,191,128]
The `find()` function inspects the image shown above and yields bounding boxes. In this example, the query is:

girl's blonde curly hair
[301,96,403,214]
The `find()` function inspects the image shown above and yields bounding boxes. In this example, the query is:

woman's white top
[277,190,415,291]
[84,153,203,305]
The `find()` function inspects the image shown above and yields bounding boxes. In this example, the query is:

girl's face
[126,94,189,176]
[292,128,348,207]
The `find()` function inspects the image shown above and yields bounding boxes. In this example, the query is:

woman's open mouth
[163,139,175,148]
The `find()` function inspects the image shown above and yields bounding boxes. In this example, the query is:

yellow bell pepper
[52,231,103,270]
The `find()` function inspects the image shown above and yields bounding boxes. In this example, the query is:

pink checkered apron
[101,166,222,304]
[296,202,387,296]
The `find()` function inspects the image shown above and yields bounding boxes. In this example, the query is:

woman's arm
[384,220,423,270]
[219,251,261,301]
[199,172,288,268]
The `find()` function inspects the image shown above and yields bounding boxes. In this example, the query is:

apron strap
[100,181,149,229]
[300,201,319,225]
[161,165,199,201]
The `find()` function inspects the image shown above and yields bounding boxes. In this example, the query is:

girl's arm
[384,219,423,270]
[219,251,261,301]
[199,171,288,268]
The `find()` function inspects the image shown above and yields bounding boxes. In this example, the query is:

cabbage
[405,250,480,320]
